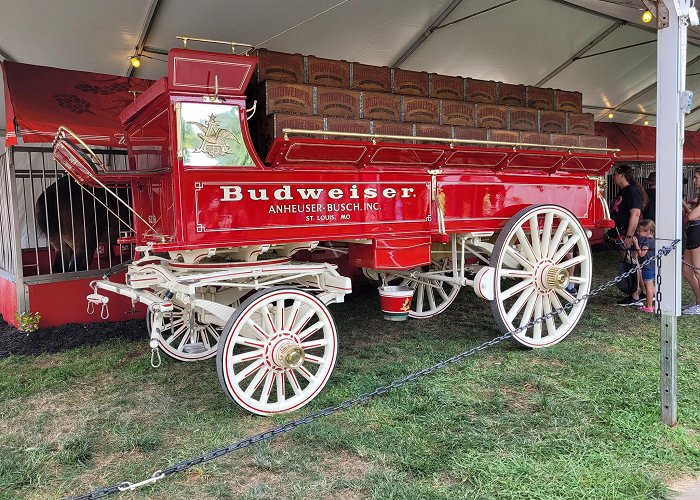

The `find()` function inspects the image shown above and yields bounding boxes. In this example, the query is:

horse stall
[0,62,152,328]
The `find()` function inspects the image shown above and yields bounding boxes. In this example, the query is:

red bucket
[378,285,414,321]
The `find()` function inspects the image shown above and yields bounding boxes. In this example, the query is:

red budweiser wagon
[52,40,616,415]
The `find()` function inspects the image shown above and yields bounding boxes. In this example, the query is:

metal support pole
[660,314,678,425]
[656,1,694,426]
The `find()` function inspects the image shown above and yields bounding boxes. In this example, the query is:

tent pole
[656,1,692,427]
[391,0,463,67]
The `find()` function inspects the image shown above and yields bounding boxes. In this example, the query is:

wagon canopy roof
[2,62,152,147]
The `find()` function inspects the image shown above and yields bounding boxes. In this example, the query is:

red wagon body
[52,44,616,415]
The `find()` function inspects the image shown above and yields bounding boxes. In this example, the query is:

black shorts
[687,221,700,250]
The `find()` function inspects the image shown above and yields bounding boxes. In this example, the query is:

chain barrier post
[655,0,696,426]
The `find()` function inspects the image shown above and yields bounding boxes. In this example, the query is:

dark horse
[36,176,130,273]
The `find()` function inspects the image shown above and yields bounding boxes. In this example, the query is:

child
[632,219,656,313]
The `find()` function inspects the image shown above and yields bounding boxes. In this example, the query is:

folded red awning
[595,121,700,164]
[2,61,152,147]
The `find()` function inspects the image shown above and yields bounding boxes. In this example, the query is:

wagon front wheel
[216,287,337,415]
[489,204,591,348]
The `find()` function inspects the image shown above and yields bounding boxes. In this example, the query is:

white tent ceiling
[2,0,700,143]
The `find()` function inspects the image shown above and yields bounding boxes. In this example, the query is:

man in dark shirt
[610,164,646,305]
[611,165,645,240]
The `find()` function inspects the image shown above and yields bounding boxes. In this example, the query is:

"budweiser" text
[220,184,416,202]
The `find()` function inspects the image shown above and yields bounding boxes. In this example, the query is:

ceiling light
[642,10,653,23]
[644,119,649,126]
[608,112,614,119]
[130,56,141,68]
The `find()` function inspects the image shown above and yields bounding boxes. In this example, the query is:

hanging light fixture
[130,56,141,68]
[642,10,653,23]
[644,119,650,126]
[608,111,614,119]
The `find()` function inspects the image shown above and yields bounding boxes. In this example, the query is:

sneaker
[617,296,643,306]
[682,304,700,315]
[638,306,655,313]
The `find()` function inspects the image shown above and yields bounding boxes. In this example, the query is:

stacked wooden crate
[250,49,607,156]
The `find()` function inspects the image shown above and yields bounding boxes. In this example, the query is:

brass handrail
[176,36,254,54]
[54,126,106,171]
[53,126,164,241]
[281,128,620,153]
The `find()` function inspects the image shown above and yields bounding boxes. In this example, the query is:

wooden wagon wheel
[216,287,337,415]
[392,258,461,319]
[489,204,591,348]
[147,296,221,361]
[147,287,243,362]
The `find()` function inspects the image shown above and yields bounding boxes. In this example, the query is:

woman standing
[682,168,700,314]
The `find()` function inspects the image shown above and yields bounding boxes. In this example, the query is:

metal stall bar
[0,152,13,275]
[7,148,26,312]
[27,151,40,276]
[50,146,67,273]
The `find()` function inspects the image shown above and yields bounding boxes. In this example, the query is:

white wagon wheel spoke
[549,293,571,325]
[287,370,302,396]
[541,212,554,255]
[558,254,587,269]
[500,269,533,279]
[518,294,538,330]
[501,279,534,301]
[506,288,536,323]
[217,287,337,416]
[490,205,592,348]
[298,321,324,342]
[547,219,570,258]
[244,367,269,396]
[529,215,542,260]
[230,349,264,364]
[163,324,187,345]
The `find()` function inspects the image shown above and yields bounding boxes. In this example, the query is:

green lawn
[1,250,700,499]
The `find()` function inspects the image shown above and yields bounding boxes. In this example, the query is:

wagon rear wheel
[489,204,591,348]
[216,287,337,415]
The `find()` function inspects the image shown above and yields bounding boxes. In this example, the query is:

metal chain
[656,246,663,318]
[682,258,700,271]
[66,239,681,500]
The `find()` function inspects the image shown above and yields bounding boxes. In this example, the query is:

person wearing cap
[611,164,648,306]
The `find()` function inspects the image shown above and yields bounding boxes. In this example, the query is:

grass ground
[1,250,700,499]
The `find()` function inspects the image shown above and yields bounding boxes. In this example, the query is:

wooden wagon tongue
[45,36,618,416]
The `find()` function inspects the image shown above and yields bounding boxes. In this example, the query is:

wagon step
[182,342,207,354]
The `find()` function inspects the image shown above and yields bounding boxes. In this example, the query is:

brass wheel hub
[545,267,570,289]
[275,342,305,369]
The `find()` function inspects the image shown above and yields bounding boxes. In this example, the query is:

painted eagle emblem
[188,113,240,158]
